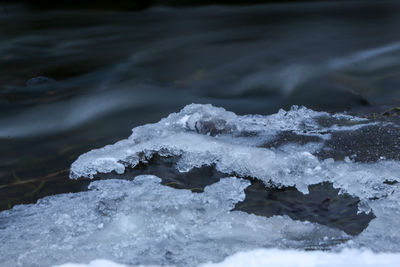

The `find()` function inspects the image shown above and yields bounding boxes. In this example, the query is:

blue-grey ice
[2,104,400,266]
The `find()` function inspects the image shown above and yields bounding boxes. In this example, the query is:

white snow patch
[54,259,127,267]
[54,249,400,267]
[201,249,400,267]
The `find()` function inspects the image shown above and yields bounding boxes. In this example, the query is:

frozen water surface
[0,176,347,267]
[2,104,400,266]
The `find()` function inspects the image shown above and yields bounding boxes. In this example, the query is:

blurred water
[1,0,400,209]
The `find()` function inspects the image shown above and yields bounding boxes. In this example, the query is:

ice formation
[2,104,400,266]
[0,176,347,267]
[70,104,399,203]
[69,104,400,251]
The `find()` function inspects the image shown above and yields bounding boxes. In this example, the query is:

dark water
[1,0,400,226]
[96,154,374,235]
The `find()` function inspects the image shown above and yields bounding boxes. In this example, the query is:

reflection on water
[1,0,400,209]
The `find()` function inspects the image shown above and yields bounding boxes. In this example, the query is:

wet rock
[316,124,400,162]
[26,76,56,88]
[263,131,323,148]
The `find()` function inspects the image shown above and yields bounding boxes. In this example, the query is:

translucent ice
[70,104,397,200]
[3,104,400,267]
[0,176,347,267]
[69,104,400,254]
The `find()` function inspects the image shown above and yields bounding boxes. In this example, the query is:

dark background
[1,0,365,10]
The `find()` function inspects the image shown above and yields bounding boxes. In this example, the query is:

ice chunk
[70,104,396,200]
[68,104,400,255]
[70,104,374,182]
[69,104,324,178]
[0,176,348,267]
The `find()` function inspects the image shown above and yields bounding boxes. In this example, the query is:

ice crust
[0,176,347,267]
[70,104,397,200]
[70,104,335,179]
[3,104,400,266]
[69,104,400,252]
